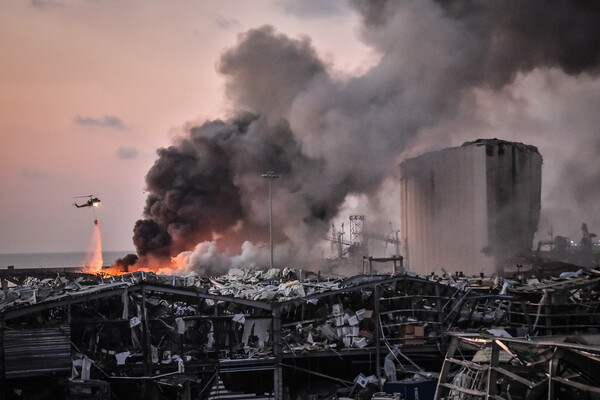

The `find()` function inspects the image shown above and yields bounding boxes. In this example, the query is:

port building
[399,139,542,275]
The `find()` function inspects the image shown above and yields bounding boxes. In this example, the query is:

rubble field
[1,266,599,399]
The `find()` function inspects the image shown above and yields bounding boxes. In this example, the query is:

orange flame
[102,254,180,276]
[102,240,236,277]
[98,264,123,276]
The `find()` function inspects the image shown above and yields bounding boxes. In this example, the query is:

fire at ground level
[1,260,599,400]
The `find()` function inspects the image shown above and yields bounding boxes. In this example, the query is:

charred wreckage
[1,264,599,400]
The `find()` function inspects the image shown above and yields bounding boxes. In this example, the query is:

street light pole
[261,171,279,269]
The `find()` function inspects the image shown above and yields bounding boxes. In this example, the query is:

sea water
[0,251,135,269]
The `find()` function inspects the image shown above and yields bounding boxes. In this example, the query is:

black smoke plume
[133,2,600,269]
[113,253,139,272]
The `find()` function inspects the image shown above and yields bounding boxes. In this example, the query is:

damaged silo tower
[400,139,542,275]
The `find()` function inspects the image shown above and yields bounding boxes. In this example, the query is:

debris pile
[435,333,600,399]
[1,266,599,399]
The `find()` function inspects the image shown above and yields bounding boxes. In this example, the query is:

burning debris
[1,265,599,399]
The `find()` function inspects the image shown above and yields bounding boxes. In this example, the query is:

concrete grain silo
[399,139,542,276]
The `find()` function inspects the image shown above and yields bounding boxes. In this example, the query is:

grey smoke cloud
[275,0,350,19]
[116,147,138,160]
[218,26,328,123]
[134,1,600,268]
[30,0,63,9]
[75,115,125,129]
[215,16,242,30]
[21,168,52,181]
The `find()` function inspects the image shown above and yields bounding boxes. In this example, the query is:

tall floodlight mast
[261,171,279,269]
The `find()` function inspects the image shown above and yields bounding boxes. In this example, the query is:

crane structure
[326,216,401,260]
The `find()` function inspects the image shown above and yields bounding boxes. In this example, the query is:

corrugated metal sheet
[3,325,71,378]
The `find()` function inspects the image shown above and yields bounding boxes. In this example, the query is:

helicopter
[74,195,101,208]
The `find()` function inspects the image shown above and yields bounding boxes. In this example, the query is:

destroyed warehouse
[1,265,599,400]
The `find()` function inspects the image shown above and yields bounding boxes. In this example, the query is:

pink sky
[0,0,372,253]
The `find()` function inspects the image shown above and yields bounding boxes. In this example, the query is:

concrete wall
[400,139,542,276]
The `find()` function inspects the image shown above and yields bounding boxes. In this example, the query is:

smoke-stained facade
[400,139,542,275]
